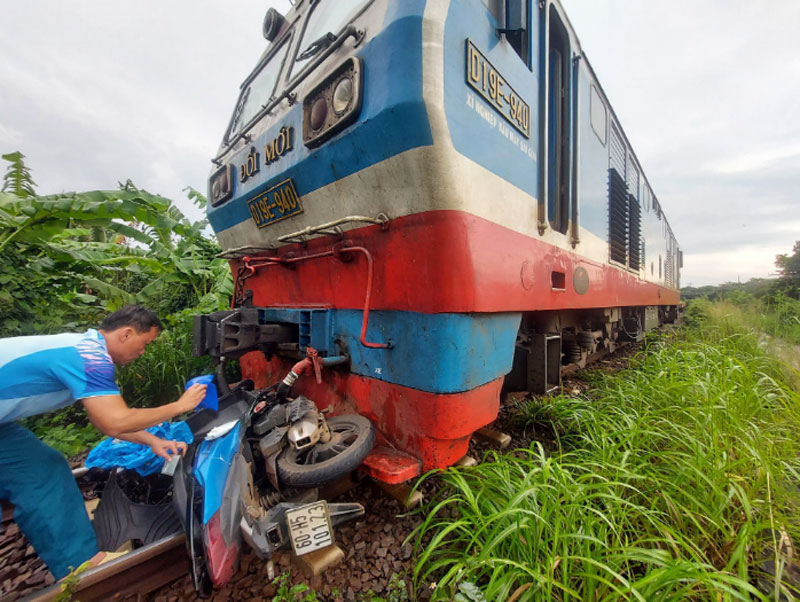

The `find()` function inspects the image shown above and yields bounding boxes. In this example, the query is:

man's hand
[175,383,208,413]
[113,430,188,460]
[148,437,187,461]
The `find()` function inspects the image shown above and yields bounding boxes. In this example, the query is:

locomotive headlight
[332,77,354,114]
[208,164,234,206]
[302,57,363,148]
[310,97,328,131]
[263,7,287,42]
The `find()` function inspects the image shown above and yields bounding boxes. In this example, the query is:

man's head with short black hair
[99,306,163,334]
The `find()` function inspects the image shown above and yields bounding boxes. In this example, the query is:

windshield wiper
[297,32,337,61]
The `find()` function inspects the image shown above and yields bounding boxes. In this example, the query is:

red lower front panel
[238,210,680,314]
[241,353,501,473]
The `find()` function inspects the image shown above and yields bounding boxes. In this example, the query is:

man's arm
[81,383,207,438]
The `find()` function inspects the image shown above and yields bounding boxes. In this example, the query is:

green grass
[410,309,800,601]
[705,292,800,346]
[757,294,800,345]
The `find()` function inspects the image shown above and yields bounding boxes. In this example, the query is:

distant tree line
[775,241,800,294]
[682,242,800,302]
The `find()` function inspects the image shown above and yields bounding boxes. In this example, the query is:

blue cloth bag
[85,421,193,476]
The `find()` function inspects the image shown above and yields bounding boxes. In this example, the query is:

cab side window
[503,0,530,67]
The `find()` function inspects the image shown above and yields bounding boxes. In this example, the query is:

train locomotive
[198,0,681,485]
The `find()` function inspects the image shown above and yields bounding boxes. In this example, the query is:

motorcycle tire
[276,414,375,487]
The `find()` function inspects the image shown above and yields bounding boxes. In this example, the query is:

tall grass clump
[759,293,800,345]
[411,311,800,600]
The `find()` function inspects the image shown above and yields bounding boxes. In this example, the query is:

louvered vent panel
[628,193,641,271]
[609,123,626,175]
[627,158,640,201]
[641,237,646,270]
[608,168,628,265]
[665,249,674,287]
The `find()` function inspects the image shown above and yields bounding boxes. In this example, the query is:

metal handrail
[217,213,389,259]
[218,245,278,260]
[278,213,389,244]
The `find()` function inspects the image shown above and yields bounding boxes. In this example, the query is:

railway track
[2,506,188,602]
[1,468,191,602]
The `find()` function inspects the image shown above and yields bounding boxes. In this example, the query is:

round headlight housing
[310,97,328,131]
[332,77,354,115]
[263,8,287,42]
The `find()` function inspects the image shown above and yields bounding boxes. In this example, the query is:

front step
[360,445,421,484]
[375,481,423,509]
[474,427,512,450]
[293,544,345,578]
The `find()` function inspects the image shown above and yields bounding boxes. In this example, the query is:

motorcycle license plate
[285,501,334,556]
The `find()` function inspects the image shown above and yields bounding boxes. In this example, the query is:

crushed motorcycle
[170,352,375,596]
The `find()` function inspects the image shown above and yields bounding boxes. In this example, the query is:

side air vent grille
[665,248,675,287]
[641,237,646,271]
[609,123,625,175]
[628,193,641,271]
[608,168,628,265]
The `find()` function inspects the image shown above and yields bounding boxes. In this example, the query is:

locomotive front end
[203,0,512,482]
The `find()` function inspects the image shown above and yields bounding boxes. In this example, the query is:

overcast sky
[1,1,798,287]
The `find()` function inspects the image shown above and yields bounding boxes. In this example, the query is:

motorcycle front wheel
[276,414,375,487]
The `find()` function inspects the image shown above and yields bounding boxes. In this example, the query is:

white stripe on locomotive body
[216,141,613,265]
[212,0,679,290]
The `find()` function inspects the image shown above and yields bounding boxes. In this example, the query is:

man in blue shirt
[0,306,207,579]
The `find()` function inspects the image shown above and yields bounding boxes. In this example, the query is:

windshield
[228,37,291,140]
[292,0,370,73]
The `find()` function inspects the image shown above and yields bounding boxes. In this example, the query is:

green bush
[25,416,103,457]
[761,291,800,344]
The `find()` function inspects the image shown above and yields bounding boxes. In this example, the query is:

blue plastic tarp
[85,421,193,476]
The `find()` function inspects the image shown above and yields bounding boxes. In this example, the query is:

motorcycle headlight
[302,57,363,148]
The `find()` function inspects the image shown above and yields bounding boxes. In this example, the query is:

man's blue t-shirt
[0,329,120,423]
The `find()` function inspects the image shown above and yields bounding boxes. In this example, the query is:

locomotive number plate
[285,501,334,556]
[247,178,303,228]
[465,39,530,138]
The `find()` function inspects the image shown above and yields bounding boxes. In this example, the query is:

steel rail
[24,533,188,602]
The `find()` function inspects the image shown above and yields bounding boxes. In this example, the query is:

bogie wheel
[277,414,375,487]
